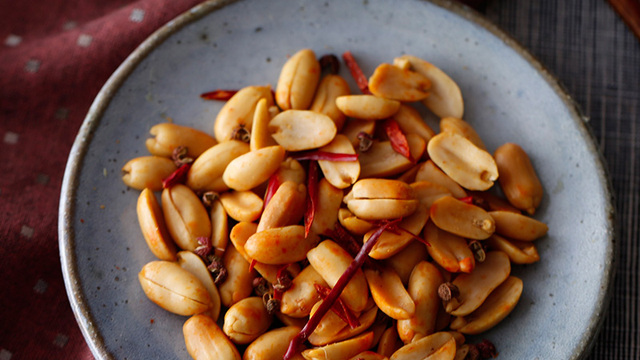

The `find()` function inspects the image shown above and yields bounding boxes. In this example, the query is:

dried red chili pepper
[291,150,359,162]
[314,283,360,329]
[342,51,372,95]
[199,89,238,101]
[283,219,400,360]
[304,161,319,238]
[248,258,258,273]
[459,196,474,204]
[263,173,282,208]
[382,118,412,161]
[325,223,361,258]
[161,163,191,188]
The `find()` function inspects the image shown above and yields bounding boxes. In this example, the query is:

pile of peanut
[121,48,548,360]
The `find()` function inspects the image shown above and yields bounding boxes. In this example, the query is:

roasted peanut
[223,145,286,191]
[365,204,429,260]
[365,266,415,320]
[368,63,431,101]
[219,190,263,222]
[250,98,278,151]
[489,210,548,241]
[338,208,375,235]
[281,265,328,318]
[423,221,475,274]
[307,240,369,312]
[335,95,401,120]
[146,123,217,158]
[186,140,250,193]
[214,85,274,142]
[177,251,221,321]
[161,184,212,251]
[344,179,418,220]
[317,134,360,189]
[390,331,456,360]
[274,157,307,185]
[309,306,378,346]
[302,331,374,360]
[486,234,540,264]
[377,326,403,358]
[394,55,464,119]
[358,134,426,179]
[223,296,272,344]
[276,48,321,110]
[444,251,511,316]
[384,240,430,285]
[308,300,352,345]
[310,74,351,131]
[450,276,523,335]
[410,181,452,210]
[243,326,303,360]
[310,179,345,236]
[137,188,177,261]
[245,225,319,265]
[494,143,544,214]
[269,110,337,151]
[218,244,255,307]
[350,351,389,360]
[427,132,498,191]
[183,314,241,360]
[138,260,211,316]
[397,261,443,343]
[341,118,376,148]
[209,197,228,257]
[430,195,495,240]
[439,117,486,150]
[258,181,307,232]
[122,156,177,191]
[393,104,436,144]
[414,161,467,199]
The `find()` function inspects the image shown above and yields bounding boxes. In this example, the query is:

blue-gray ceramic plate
[59,0,615,359]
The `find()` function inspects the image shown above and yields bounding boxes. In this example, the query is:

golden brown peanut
[423,221,474,274]
[223,296,273,344]
[177,251,222,322]
[348,178,415,200]
[122,156,177,191]
[350,351,389,360]
[146,123,217,158]
[209,197,228,257]
[281,265,328,318]
[384,240,430,285]
[276,48,321,110]
[310,179,344,236]
[390,331,456,360]
[219,190,263,222]
[486,234,540,264]
[214,85,274,142]
[308,300,350,345]
[250,98,278,151]
[310,306,378,346]
[243,326,302,360]
[450,276,523,335]
[317,134,360,189]
[366,204,429,260]
[269,110,337,151]
[430,195,495,240]
[276,312,309,329]
[368,63,431,101]
[439,117,486,150]
[258,181,307,232]
[344,178,419,221]
[302,331,375,360]
[307,240,369,312]
[410,181,452,210]
[219,244,255,307]
[393,104,436,144]
[397,164,421,184]
[494,143,544,215]
[377,326,403,358]
[186,140,250,193]
[414,161,467,199]
[468,191,521,213]
[245,225,319,265]
[138,260,211,316]
[161,184,212,251]
[341,118,376,148]
[310,74,351,131]
[183,314,242,360]
[335,95,401,120]
[358,134,426,179]
[229,221,301,283]
[489,210,548,241]
[397,261,443,343]
[427,132,498,191]
[365,266,415,320]
[274,157,307,185]
[223,145,286,191]
[453,345,472,360]
[445,251,511,316]
[394,55,464,119]
[338,208,374,235]
[137,188,177,261]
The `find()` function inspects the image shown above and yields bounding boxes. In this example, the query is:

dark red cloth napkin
[0,1,204,359]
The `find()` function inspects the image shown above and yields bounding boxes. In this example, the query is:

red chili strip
[263,173,282,208]
[314,284,360,329]
[304,161,319,238]
[382,118,412,161]
[283,219,400,360]
[162,163,191,188]
[459,196,474,204]
[199,89,238,101]
[342,51,372,95]
[248,259,258,273]
[291,150,359,162]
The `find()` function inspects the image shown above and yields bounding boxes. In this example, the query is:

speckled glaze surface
[59,0,615,359]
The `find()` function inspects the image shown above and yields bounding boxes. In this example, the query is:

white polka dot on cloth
[33,279,48,294]
[3,132,19,144]
[20,225,34,238]
[4,34,21,47]
[77,34,92,47]
[24,59,40,73]
[0,349,12,360]
[130,8,145,23]
[52,334,68,348]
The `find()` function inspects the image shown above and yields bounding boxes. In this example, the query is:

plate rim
[58,0,617,359]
